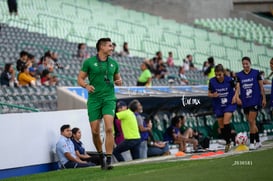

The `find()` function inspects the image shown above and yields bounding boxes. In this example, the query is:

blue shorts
[214,104,237,118]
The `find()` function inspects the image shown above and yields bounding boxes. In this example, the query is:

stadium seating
[194,18,273,48]
[0,0,272,76]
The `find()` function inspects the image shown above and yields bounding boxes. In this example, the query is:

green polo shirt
[81,56,119,100]
[116,109,140,139]
[138,69,152,83]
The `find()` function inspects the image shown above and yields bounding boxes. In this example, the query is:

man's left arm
[114,73,122,86]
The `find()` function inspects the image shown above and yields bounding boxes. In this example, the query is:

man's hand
[114,79,122,86]
[86,85,95,93]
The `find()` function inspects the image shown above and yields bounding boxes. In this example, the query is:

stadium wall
[0,110,97,179]
[233,0,273,12]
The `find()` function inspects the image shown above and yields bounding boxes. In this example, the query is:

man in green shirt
[113,101,141,162]
[78,38,122,170]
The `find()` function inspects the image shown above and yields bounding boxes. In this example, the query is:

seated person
[147,119,170,157]
[0,63,18,87]
[137,62,152,86]
[18,65,36,86]
[40,69,58,86]
[179,115,198,151]
[56,124,95,169]
[113,101,141,162]
[155,63,168,79]
[178,66,189,85]
[71,127,100,165]
[163,116,186,152]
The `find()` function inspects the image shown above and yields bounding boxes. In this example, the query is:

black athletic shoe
[102,162,114,170]
[100,155,106,169]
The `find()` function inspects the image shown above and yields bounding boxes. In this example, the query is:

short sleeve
[114,61,119,75]
[208,80,214,92]
[81,59,89,73]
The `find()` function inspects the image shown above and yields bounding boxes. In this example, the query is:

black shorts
[243,105,260,114]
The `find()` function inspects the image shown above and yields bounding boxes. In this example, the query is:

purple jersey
[209,76,236,110]
[236,69,262,108]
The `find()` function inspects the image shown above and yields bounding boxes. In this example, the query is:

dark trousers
[63,160,95,169]
[7,0,17,13]
[113,139,141,162]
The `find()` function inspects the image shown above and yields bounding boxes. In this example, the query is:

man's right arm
[77,71,88,88]
[78,71,95,93]
[64,152,86,164]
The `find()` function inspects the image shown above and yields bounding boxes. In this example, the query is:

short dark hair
[96,38,111,52]
[208,57,214,65]
[242,56,251,64]
[78,43,85,50]
[128,99,140,112]
[20,51,28,57]
[60,124,70,132]
[171,116,181,126]
[215,64,225,72]
[28,54,34,59]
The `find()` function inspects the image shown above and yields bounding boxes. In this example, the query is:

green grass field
[3,148,273,181]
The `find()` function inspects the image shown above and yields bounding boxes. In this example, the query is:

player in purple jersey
[208,64,237,152]
[235,57,266,150]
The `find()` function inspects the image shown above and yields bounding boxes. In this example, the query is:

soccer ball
[235,132,248,145]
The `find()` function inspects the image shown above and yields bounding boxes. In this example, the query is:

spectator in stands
[163,116,186,152]
[77,43,90,60]
[178,66,189,85]
[0,63,18,87]
[120,42,130,56]
[204,56,215,83]
[28,67,37,79]
[208,64,237,152]
[44,51,55,71]
[112,42,119,56]
[270,58,273,114]
[40,69,58,86]
[236,57,266,150]
[155,63,168,79]
[148,58,156,74]
[49,51,66,70]
[27,53,37,69]
[56,124,95,169]
[113,101,141,162]
[147,119,170,157]
[7,0,18,15]
[202,61,209,72]
[18,65,36,86]
[71,127,100,165]
[129,99,152,159]
[179,115,198,151]
[151,51,163,67]
[183,54,193,71]
[166,51,174,67]
[137,62,152,86]
[37,53,54,75]
[16,51,29,72]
